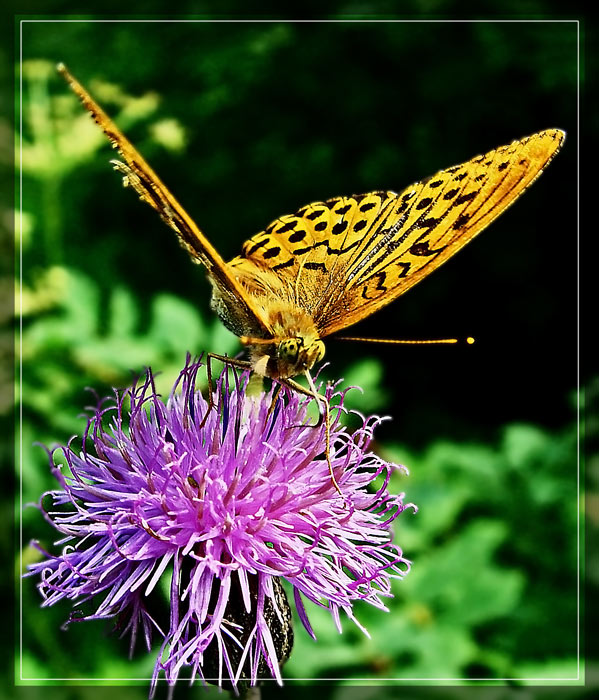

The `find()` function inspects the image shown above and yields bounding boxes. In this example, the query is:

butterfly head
[277,337,326,375]
[244,334,325,379]
[239,302,326,379]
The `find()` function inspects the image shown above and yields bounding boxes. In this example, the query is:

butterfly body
[210,281,325,378]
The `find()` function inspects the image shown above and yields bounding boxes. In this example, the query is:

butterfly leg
[199,352,252,429]
[302,372,341,495]
[279,376,342,496]
[266,383,284,422]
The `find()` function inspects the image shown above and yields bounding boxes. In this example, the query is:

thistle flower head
[28,355,414,691]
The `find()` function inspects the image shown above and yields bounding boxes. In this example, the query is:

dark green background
[13,12,584,699]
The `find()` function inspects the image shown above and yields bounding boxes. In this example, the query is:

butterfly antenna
[335,336,475,345]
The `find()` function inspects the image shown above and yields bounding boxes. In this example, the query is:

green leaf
[108,286,139,338]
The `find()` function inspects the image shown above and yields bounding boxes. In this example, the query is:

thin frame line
[17,16,582,686]
[18,19,579,22]
[19,16,25,685]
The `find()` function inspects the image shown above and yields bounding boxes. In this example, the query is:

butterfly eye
[278,339,301,363]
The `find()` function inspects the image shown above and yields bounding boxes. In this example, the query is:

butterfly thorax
[210,277,325,379]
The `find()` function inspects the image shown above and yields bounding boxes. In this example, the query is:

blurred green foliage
[10,12,583,699]
[285,420,578,684]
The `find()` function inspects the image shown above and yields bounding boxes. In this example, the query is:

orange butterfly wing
[57,63,272,339]
[229,129,565,337]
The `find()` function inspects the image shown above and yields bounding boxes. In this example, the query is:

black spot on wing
[288,230,306,243]
[409,240,447,257]
[272,258,295,271]
[361,270,387,299]
[455,191,478,206]
[245,239,267,256]
[418,216,441,229]
[263,247,281,259]
[395,261,411,278]
[293,245,312,256]
[452,213,471,230]
[332,220,348,235]
[443,188,460,200]
[276,220,298,234]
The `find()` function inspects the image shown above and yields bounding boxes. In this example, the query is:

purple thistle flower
[27,355,415,692]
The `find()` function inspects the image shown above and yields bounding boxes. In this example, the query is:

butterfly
[58,64,564,487]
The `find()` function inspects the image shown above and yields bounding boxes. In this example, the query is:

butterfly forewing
[229,129,564,338]
[323,129,565,336]
[57,64,272,340]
